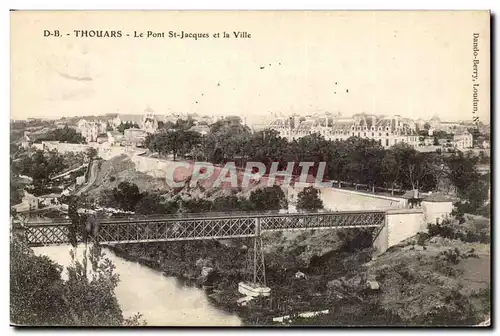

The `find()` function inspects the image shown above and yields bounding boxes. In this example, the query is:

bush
[427,218,489,244]
[439,248,462,265]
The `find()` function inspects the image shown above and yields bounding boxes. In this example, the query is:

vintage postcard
[10,10,491,327]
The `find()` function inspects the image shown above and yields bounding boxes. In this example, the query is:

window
[386,133,389,136]
[372,133,374,137]
[364,132,366,137]
[385,139,389,146]
[379,133,381,136]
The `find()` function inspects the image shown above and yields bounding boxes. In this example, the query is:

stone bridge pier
[373,208,425,254]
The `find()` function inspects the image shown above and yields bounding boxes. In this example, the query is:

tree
[145,132,170,157]
[10,233,146,326]
[446,153,488,211]
[12,149,66,185]
[382,150,401,195]
[35,125,86,144]
[180,198,213,213]
[10,237,69,325]
[389,144,438,192]
[86,147,98,162]
[423,122,431,131]
[248,186,288,211]
[446,153,479,197]
[134,192,179,215]
[117,121,139,134]
[211,195,241,212]
[335,137,385,189]
[245,129,288,166]
[111,182,142,211]
[204,117,252,162]
[145,129,201,160]
[10,173,24,206]
[296,187,323,211]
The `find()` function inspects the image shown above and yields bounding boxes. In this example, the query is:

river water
[32,245,242,326]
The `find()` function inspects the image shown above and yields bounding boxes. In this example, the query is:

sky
[11,11,490,124]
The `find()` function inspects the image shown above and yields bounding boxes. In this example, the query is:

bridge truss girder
[22,211,387,289]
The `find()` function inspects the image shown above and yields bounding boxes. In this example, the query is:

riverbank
[100,228,385,325]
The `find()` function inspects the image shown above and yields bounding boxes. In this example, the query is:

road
[75,160,99,196]
[50,164,87,180]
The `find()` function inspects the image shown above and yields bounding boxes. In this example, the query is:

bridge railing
[20,210,387,246]
[260,211,385,231]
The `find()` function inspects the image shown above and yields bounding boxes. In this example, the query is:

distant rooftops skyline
[13,109,486,126]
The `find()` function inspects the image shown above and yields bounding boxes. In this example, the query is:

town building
[422,136,435,146]
[142,108,159,134]
[111,115,122,128]
[268,113,420,148]
[20,132,31,149]
[124,128,148,147]
[76,119,107,142]
[189,125,210,135]
[38,193,61,207]
[428,115,474,134]
[107,131,125,146]
[452,131,473,149]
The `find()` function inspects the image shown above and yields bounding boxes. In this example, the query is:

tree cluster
[117,121,139,134]
[446,152,489,213]
[11,149,66,183]
[34,125,86,144]
[10,233,144,326]
[144,118,201,160]
[97,182,288,215]
[145,118,446,193]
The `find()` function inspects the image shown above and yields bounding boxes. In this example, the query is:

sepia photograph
[9,10,491,327]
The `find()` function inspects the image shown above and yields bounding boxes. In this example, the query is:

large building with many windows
[268,113,420,148]
[76,119,107,142]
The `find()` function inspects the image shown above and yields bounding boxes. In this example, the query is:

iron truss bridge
[18,210,386,289]
[20,210,385,246]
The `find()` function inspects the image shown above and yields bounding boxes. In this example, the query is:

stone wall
[290,184,407,211]
[97,146,145,161]
[41,141,90,154]
[421,201,453,225]
[373,209,425,253]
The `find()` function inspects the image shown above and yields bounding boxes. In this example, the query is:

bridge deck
[20,210,386,246]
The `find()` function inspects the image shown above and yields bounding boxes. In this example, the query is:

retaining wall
[290,183,407,211]
[373,209,425,253]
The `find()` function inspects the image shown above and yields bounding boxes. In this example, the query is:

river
[32,244,242,326]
